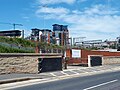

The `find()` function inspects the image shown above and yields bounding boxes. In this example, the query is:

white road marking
[50,73,57,76]
[70,70,79,75]
[83,79,118,90]
[61,71,69,76]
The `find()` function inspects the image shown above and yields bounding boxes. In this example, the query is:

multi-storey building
[31,28,51,43]
[0,30,22,38]
[30,24,70,46]
[52,24,69,46]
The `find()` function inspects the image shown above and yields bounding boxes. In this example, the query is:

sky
[0,0,120,41]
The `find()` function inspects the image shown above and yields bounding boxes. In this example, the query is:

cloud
[84,4,119,15]
[22,16,30,22]
[70,30,116,41]
[36,7,69,15]
[35,6,70,20]
[37,0,75,5]
[67,5,120,40]
[23,16,29,19]
[78,0,87,3]
[68,15,120,33]
[35,4,120,40]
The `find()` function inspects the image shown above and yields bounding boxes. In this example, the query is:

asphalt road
[11,71,120,90]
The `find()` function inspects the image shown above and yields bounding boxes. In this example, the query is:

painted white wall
[72,49,81,58]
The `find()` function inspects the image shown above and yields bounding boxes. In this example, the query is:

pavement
[0,64,120,85]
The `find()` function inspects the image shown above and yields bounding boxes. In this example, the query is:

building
[30,24,70,46]
[52,24,69,46]
[0,30,22,37]
[31,28,52,43]
[31,28,39,41]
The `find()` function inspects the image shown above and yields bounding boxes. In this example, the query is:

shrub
[0,45,34,53]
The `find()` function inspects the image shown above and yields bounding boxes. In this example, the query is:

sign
[72,49,81,58]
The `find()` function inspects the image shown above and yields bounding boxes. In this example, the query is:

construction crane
[0,22,23,30]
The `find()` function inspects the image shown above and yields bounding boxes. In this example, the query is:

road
[10,71,120,90]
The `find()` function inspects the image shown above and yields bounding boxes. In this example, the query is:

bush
[0,36,36,47]
[0,45,34,53]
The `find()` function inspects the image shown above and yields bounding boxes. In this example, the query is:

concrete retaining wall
[103,56,120,65]
[0,56,38,74]
[0,53,62,74]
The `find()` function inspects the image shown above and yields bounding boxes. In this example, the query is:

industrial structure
[73,37,118,50]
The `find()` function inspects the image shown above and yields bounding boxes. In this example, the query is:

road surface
[10,71,120,90]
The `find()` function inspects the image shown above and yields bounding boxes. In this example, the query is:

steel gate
[90,56,102,66]
[38,57,62,73]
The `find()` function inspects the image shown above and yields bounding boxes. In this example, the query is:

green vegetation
[0,36,35,53]
[38,42,65,50]
[84,47,99,50]
[0,36,64,53]
[0,45,34,53]
[0,36,35,47]
[109,44,117,49]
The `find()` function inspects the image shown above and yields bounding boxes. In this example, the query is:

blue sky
[0,0,120,40]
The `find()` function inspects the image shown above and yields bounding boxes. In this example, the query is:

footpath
[0,64,120,89]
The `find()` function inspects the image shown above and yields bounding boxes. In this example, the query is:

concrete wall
[0,53,62,74]
[103,56,120,65]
